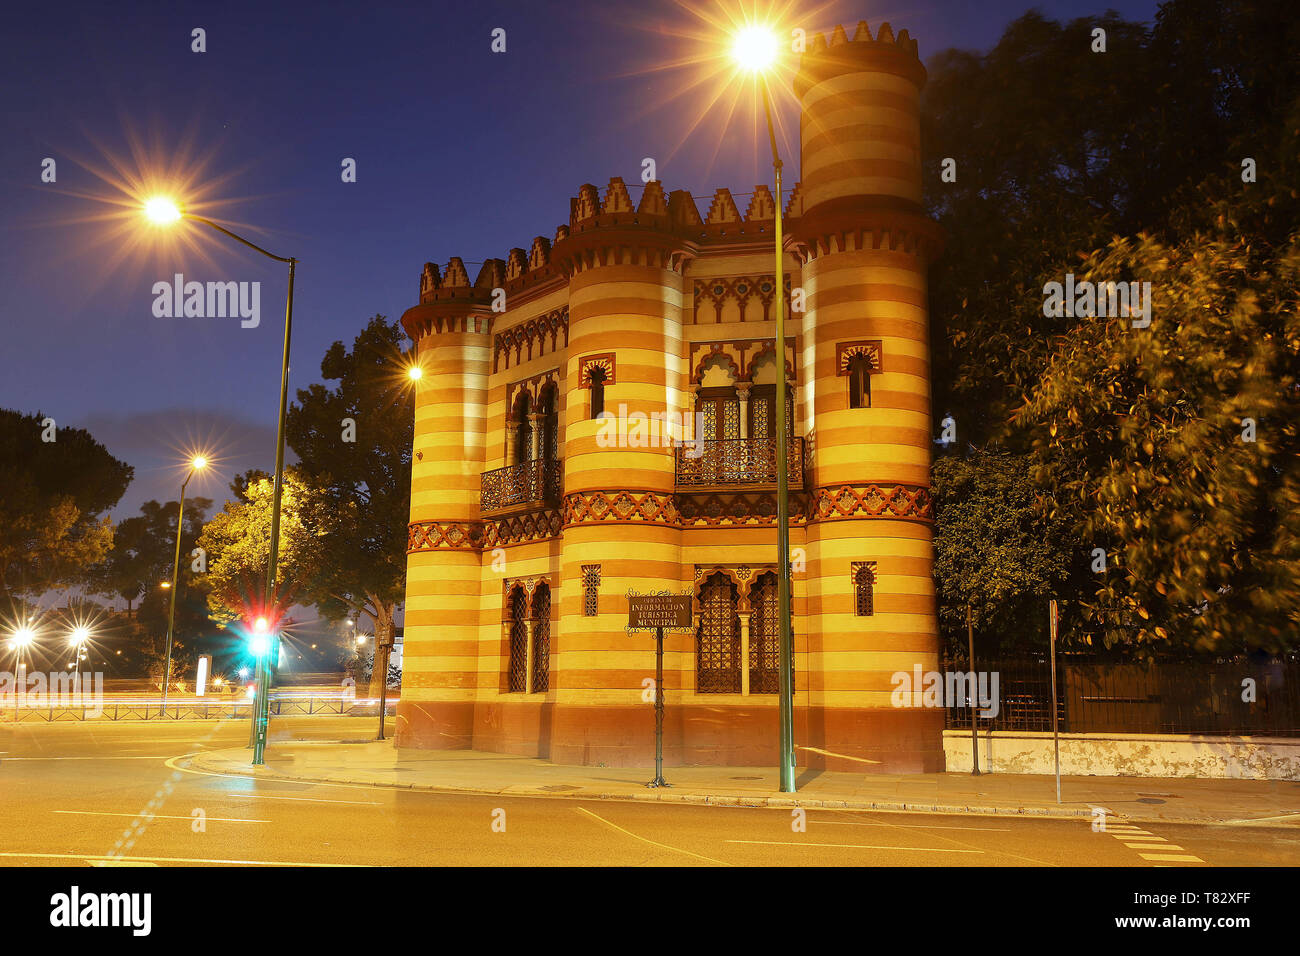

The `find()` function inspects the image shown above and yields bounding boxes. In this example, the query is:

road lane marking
[574,807,732,866]
[0,851,362,867]
[53,810,270,823]
[727,839,982,853]
[1094,820,1208,865]
[824,807,1057,866]
[90,860,158,867]
[1125,843,1184,850]
[216,793,382,806]
[0,755,169,760]
[815,820,1012,832]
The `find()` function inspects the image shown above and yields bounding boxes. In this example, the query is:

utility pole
[967,603,980,775]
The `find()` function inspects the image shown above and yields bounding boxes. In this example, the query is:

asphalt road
[1,718,1297,867]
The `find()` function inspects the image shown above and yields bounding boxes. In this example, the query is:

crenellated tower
[791,21,945,770]
[398,18,944,773]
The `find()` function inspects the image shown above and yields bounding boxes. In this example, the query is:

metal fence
[942,657,1300,736]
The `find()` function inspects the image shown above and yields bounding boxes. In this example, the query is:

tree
[196,471,330,626]
[284,315,414,697]
[922,1,1300,445]
[91,498,212,614]
[932,450,1079,656]
[0,409,133,609]
[921,0,1300,653]
[90,496,213,684]
[1016,224,1300,654]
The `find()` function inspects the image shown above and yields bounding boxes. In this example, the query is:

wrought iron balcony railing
[480,457,563,513]
[675,437,804,489]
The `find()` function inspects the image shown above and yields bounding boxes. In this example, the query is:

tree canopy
[922,0,1300,654]
[0,409,133,607]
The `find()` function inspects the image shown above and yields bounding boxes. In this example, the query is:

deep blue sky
[1,0,1160,520]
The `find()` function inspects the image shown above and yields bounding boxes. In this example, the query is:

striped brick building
[398,21,945,772]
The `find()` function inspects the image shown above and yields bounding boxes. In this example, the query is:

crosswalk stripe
[1138,853,1204,862]
[1125,843,1183,850]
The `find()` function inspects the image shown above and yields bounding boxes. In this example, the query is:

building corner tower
[791,21,946,771]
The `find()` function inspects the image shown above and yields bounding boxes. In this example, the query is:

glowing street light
[731,25,779,73]
[161,453,209,717]
[142,198,298,767]
[143,196,183,224]
[728,23,796,793]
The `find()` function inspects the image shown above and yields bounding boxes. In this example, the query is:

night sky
[1,0,1159,525]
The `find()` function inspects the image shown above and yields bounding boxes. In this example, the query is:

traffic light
[249,616,271,658]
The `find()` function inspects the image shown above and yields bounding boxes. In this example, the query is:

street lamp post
[160,456,205,717]
[145,198,297,766]
[68,626,90,698]
[734,27,797,793]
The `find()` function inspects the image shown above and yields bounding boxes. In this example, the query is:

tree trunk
[366,602,395,702]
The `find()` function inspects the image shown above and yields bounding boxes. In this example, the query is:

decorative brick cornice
[811,482,933,522]
[483,510,563,548]
[409,511,563,553]
[407,520,485,552]
[677,490,808,527]
[493,307,568,373]
[562,489,680,527]
[692,274,792,324]
[790,197,945,264]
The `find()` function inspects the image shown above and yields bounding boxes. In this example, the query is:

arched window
[507,585,528,691]
[697,572,741,693]
[531,583,550,692]
[749,352,794,438]
[749,572,780,694]
[696,355,741,441]
[512,393,533,465]
[847,354,872,409]
[853,562,876,616]
[537,383,559,461]
[589,366,606,419]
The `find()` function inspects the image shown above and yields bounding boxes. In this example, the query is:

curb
[187,748,1120,822]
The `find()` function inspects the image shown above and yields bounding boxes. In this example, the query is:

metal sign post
[967,604,979,776]
[376,623,393,741]
[651,626,667,787]
[627,590,694,790]
[1049,599,1060,804]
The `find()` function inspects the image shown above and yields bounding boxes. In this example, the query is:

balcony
[480,458,563,514]
[675,437,805,491]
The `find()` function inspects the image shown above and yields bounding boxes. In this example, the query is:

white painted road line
[726,840,982,853]
[53,810,271,823]
[216,793,383,806]
[1,755,167,760]
[0,850,364,866]
[816,820,1012,832]
[575,807,732,866]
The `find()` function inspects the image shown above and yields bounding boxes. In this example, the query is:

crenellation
[744,185,776,222]
[704,188,741,225]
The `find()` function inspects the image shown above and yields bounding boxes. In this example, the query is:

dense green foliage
[0,409,132,606]
[923,0,1300,653]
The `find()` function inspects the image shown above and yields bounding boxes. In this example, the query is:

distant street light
[143,197,298,767]
[161,454,208,717]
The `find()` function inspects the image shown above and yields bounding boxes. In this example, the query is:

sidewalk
[188,734,1300,828]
